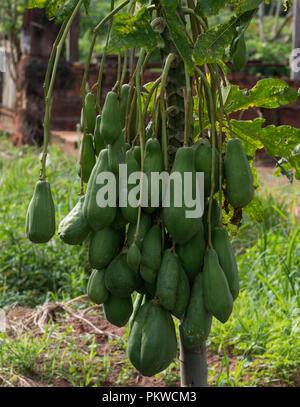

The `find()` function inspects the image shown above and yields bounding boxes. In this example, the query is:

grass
[0,133,299,387]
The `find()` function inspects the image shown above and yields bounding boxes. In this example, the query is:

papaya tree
[26,0,300,387]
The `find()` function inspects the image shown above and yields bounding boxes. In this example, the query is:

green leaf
[28,0,47,8]
[195,0,228,17]
[244,196,263,223]
[233,0,264,15]
[54,0,76,23]
[160,0,194,74]
[107,8,160,53]
[224,79,298,114]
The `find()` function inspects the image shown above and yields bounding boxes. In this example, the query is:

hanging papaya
[224,138,254,208]
[180,272,212,348]
[108,129,126,175]
[26,180,56,244]
[83,149,116,231]
[120,84,130,129]
[172,263,190,320]
[132,146,141,168]
[194,138,220,197]
[212,227,240,300]
[127,301,177,377]
[84,92,96,134]
[143,138,163,214]
[120,150,140,224]
[126,212,151,249]
[88,227,124,270]
[103,294,133,327]
[140,224,161,284]
[163,147,202,245]
[177,221,205,282]
[87,269,109,305]
[94,115,105,156]
[127,243,141,273]
[105,253,138,298]
[100,91,122,145]
[58,196,91,245]
[156,249,180,311]
[203,248,233,323]
[111,207,128,230]
[77,133,96,184]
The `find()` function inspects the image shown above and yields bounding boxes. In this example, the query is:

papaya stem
[41,0,83,181]
[120,50,129,88]
[184,64,192,147]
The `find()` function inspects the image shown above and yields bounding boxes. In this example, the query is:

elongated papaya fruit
[126,212,151,249]
[177,221,205,282]
[120,84,130,129]
[84,92,96,134]
[212,227,240,300]
[180,272,212,348]
[140,224,161,284]
[105,254,138,298]
[94,115,105,156]
[89,227,124,270]
[163,147,202,245]
[127,301,177,377]
[203,248,233,323]
[26,180,56,243]
[100,91,122,145]
[132,146,141,168]
[172,263,190,319]
[224,138,254,208]
[58,196,91,245]
[143,138,164,214]
[111,207,128,230]
[108,129,126,175]
[78,133,96,184]
[194,139,220,197]
[83,149,116,231]
[87,269,109,304]
[103,294,133,327]
[127,243,141,273]
[120,150,140,224]
[156,249,180,311]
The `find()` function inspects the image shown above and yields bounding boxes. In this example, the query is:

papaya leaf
[195,0,229,17]
[107,8,160,53]
[224,79,298,113]
[233,0,264,15]
[54,0,77,23]
[160,0,194,75]
[28,0,47,8]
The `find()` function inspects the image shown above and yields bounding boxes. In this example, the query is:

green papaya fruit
[108,130,126,175]
[143,138,163,214]
[105,253,138,298]
[83,149,116,231]
[180,272,212,348]
[194,139,220,197]
[177,221,205,282]
[212,227,240,300]
[85,92,96,134]
[156,249,180,311]
[144,281,156,298]
[78,133,96,184]
[89,227,124,270]
[127,301,177,377]
[129,293,144,331]
[111,207,128,230]
[100,91,122,145]
[125,142,131,151]
[120,84,130,129]
[87,269,109,304]
[203,248,233,323]
[58,196,91,245]
[132,146,141,168]
[120,150,140,224]
[140,224,161,284]
[232,33,247,71]
[127,212,151,249]
[94,115,105,156]
[203,198,221,240]
[103,294,133,327]
[163,147,202,245]
[224,138,254,208]
[135,271,147,295]
[127,243,141,273]
[26,180,56,244]
[172,263,190,319]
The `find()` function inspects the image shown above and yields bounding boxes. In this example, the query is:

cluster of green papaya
[25,82,254,378]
